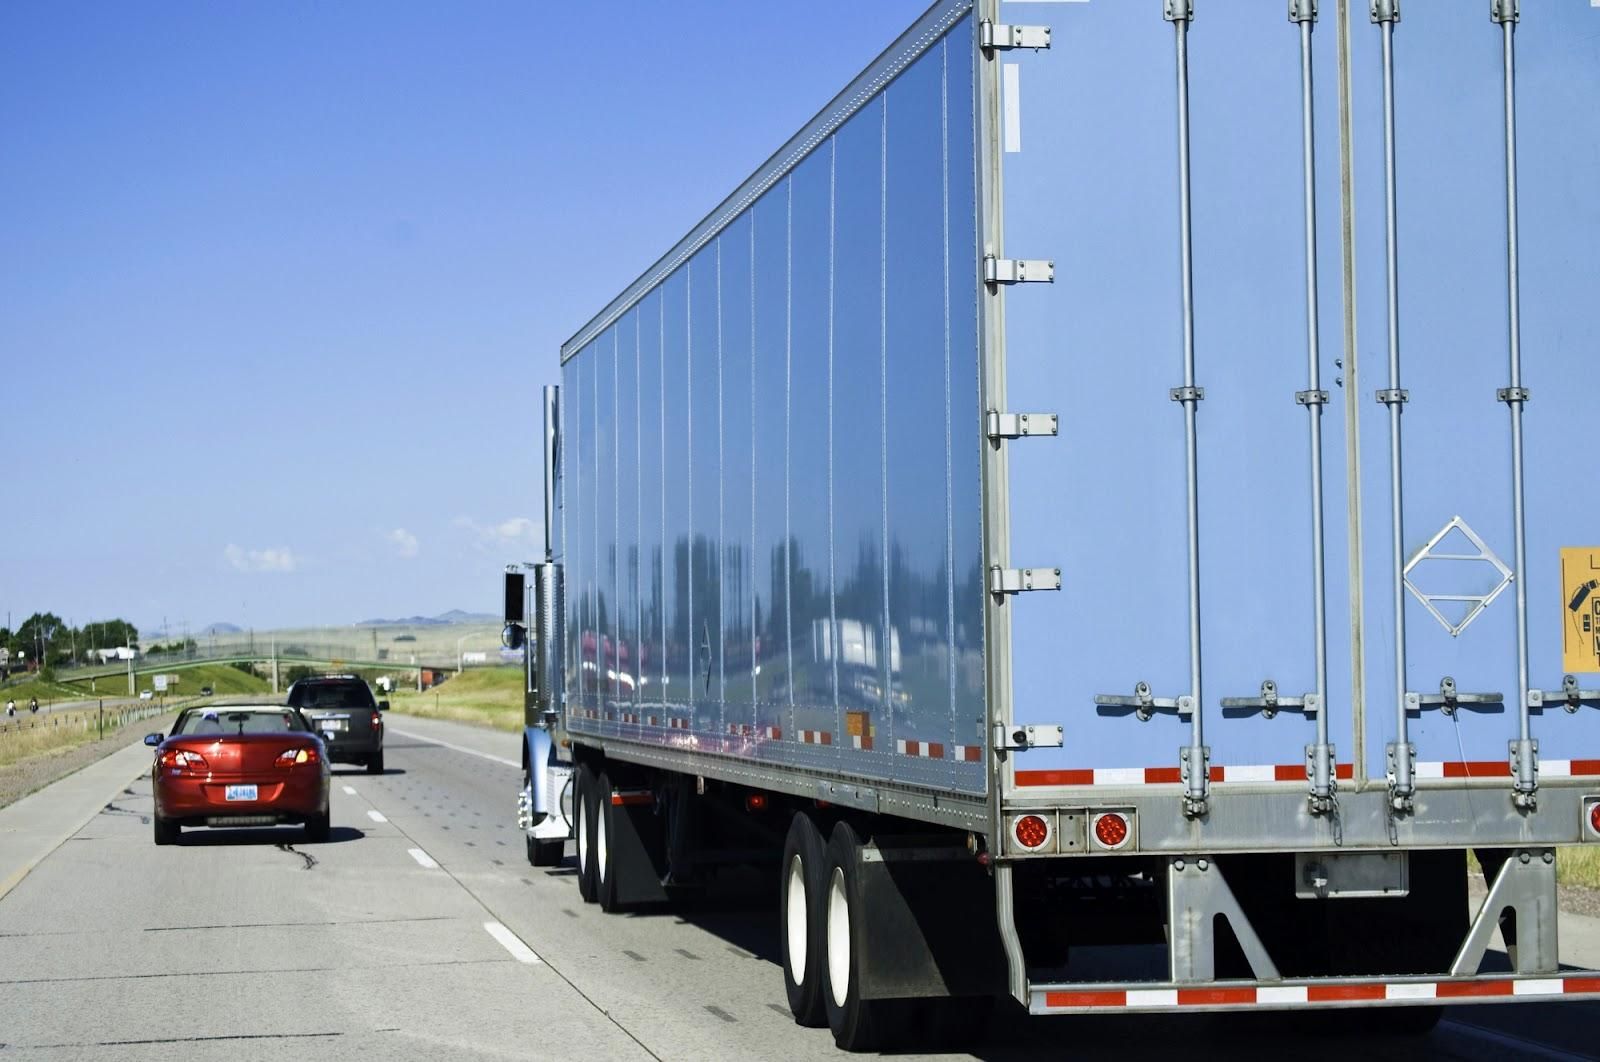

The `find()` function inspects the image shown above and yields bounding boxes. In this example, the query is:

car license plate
[224,785,258,802]
[320,718,346,731]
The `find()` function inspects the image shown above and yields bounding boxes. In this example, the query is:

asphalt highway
[1,714,1597,1060]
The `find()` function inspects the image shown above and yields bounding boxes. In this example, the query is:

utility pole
[270,634,279,694]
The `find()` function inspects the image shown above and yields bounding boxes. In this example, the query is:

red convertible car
[147,706,331,845]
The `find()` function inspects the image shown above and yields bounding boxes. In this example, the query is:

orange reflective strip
[1436,980,1513,998]
[1015,769,1095,787]
[1043,990,1125,1009]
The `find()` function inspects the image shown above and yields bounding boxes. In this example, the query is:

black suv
[285,675,386,773]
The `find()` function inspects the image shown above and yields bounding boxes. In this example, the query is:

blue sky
[0,0,927,635]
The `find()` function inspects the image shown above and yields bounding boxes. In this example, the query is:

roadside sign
[153,674,168,692]
[1562,546,1600,675]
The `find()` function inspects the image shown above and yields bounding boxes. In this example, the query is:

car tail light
[744,793,768,812]
[275,747,320,768]
[371,711,382,729]
[1092,812,1131,850]
[1588,800,1600,837]
[159,749,209,773]
[1013,814,1050,850]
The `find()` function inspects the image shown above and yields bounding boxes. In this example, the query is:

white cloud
[224,544,297,573]
[453,515,543,554]
[385,528,420,558]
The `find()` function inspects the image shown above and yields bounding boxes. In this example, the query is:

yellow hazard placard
[1561,547,1600,675]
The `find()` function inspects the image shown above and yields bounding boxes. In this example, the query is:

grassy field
[0,700,177,769]
[388,667,523,732]
[60,662,271,700]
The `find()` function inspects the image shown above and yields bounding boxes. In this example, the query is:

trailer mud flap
[854,842,1006,1000]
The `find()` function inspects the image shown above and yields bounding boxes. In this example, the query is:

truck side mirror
[503,623,526,651]
[377,700,389,712]
[505,570,526,626]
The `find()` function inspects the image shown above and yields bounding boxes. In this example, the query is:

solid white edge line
[408,847,439,869]
[484,920,542,965]
[387,726,520,769]
[366,809,387,823]
[341,785,357,796]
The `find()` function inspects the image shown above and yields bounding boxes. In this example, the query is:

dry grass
[387,667,524,733]
[0,702,171,769]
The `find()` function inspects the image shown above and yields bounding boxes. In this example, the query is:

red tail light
[275,747,320,768]
[744,793,768,812]
[1092,812,1131,849]
[158,749,209,773]
[371,711,382,730]
[1589,801,1600,836]
[1013,814,1050,850]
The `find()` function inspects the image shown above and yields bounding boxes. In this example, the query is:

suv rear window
[287,681,375,711]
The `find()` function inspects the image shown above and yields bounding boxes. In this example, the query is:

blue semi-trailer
[508,0,1600,1050]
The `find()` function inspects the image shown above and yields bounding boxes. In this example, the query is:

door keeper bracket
[1375,388,1409,405]
[1404,676,1504,717]
[1497,386,1530,404]
[993,723,1065,751]
[1529,675,1600,714]
[986,411,1058,441]
[1169,386,1204,403]
[1295,389,1329,406]
[1096,682,1194,723]
[1220,679,1319,720]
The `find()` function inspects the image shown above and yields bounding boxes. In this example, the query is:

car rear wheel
[366,749,385,775]
[153,816,179,846]
[305,808,330,843]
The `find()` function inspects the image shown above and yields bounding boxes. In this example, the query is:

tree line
[0,613,141,674]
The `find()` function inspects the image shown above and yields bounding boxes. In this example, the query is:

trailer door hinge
[989,566,1062,596]
[1490,0,1518,25]
[986,410,1058,440]
[994,723,1065,751]
[979,19,1052,51]
[984,255,1054,285]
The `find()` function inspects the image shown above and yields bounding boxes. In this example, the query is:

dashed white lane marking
[366,809,387,823]
[341,786,357,796]
[408,847,439,869]
[484,920,541,965]
[387,726,519,769]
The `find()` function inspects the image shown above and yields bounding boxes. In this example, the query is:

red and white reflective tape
[1034,974,1600,1013]
[799,730,832,746]
[668,718,689,731]
[1413,758,1600,780]
[765,726,781,740]
[1016,763,1357,787]
[620,712,640,724]
[646,715,659,726]
[897,739,945,759]
[954,745,982,763]
[850,734,873,751]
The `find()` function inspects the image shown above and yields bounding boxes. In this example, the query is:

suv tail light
[371,711,382,730]
[275,747,320,768]
[158,749,209,774]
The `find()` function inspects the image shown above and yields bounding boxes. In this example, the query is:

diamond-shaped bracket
[1402,516,1514,637]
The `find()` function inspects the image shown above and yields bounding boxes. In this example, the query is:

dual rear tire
[573,763,624,911]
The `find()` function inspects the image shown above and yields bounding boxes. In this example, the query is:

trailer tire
[595,771,623,912]
[780,812,828,1027]
[821,821,912,1052]
[575,763,599,903]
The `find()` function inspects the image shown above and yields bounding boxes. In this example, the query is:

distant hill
[199,622,243,636]
[356,611,498,627]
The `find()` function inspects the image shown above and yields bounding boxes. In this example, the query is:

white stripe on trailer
[1414,761,1446,780]
[1124,988,1178,1008]
[1255,986,1308,1005]
[1095,767,1146,786]
[799,730,833,746]
[1543,759,1572,778]
[1220,764,1277,783]
[1512,978,1564,997]
[1384,983,1437,1000]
